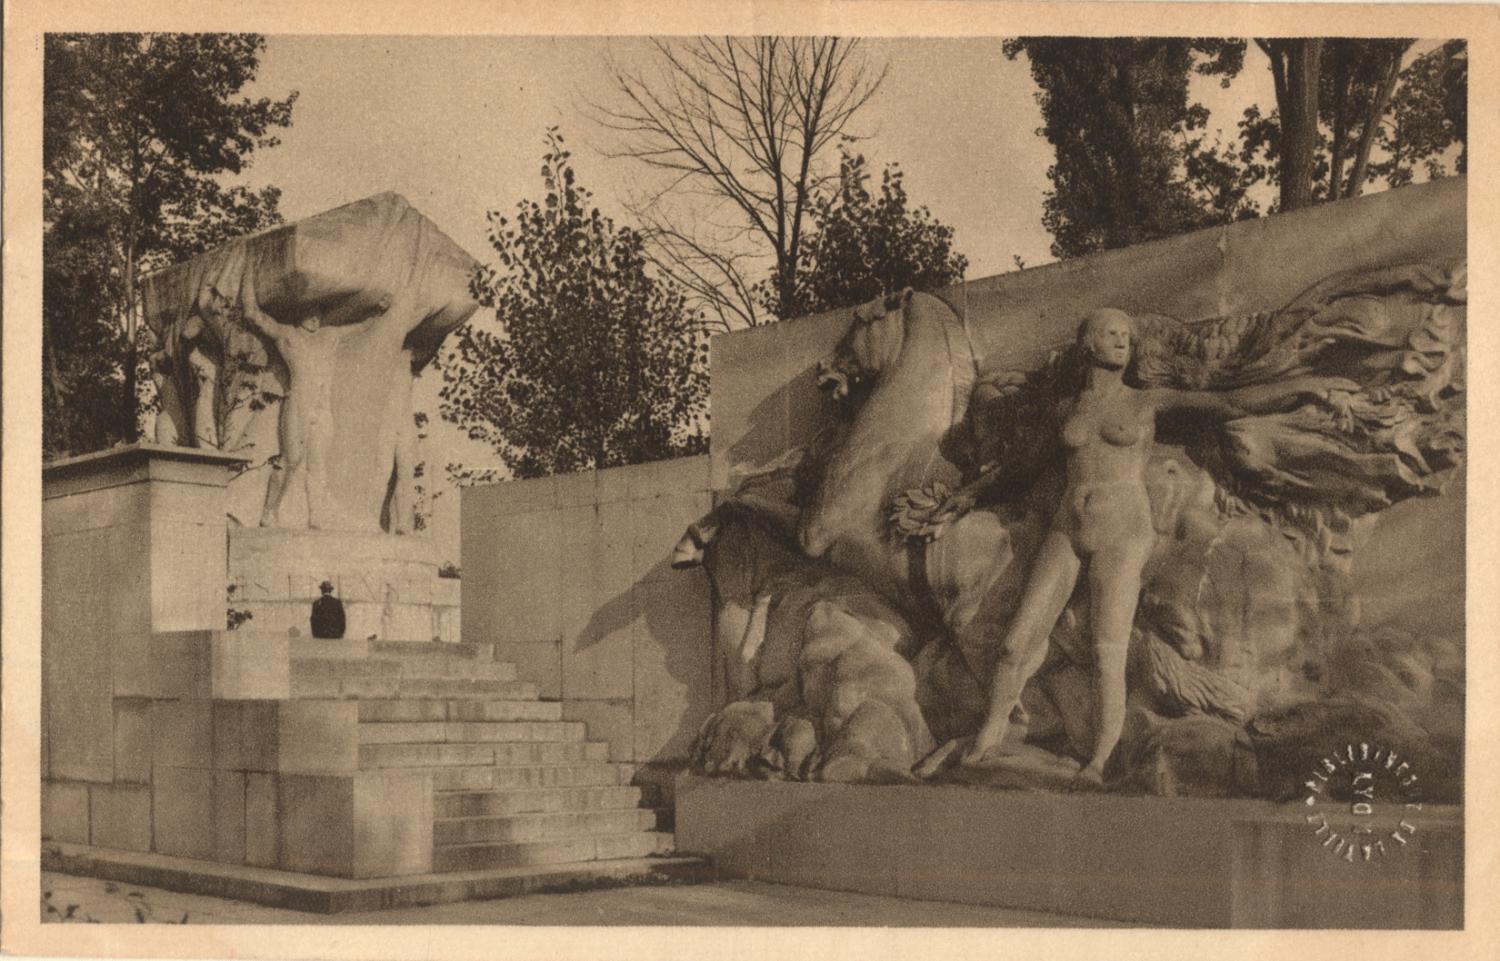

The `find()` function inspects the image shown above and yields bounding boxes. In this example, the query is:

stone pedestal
[228,527,460,643]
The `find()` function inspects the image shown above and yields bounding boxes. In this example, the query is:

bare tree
[592,37,887,330]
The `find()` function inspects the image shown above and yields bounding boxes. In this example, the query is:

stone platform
[43,842,707,914]
[45,637,676,880]
[674,776,1463,928]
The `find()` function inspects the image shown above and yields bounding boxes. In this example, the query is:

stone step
[357,699,563,723]
[291,655,515,682]
[434,808,661,845]
[356,720,587,745]
[292,677,538,700]
[432,831,675,873]
[434,785,644,818]
[396,677,533,699]
[359,739,611,770]
[418,763,636,792]
[371,640,495,660]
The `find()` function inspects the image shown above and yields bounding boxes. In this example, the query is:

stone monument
[43,194,681,906]
[140,191,479,641]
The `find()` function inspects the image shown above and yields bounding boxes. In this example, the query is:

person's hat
[319,580,334,592]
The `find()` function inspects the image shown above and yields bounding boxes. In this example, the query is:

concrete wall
[461,456,717,772]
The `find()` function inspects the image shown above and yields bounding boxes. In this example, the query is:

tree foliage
[441,131,709,481]
[1004,38,1253,259]
[594,37,887,329]
[1007,37,1467,258]
[765,149,968,317]
[43,33,296,457]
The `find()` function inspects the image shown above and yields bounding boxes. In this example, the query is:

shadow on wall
[572,553,714,765]
[723,363,835,488]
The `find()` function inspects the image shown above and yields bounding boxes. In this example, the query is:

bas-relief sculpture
[684,261,1465,800]
[141,193,480,533]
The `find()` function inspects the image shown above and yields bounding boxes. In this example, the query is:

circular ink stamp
[1303,742,1423,863]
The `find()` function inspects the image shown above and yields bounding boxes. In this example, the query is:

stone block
[244,772,279,868]
[632,579,713,764]
[113,698,152,783]
[463,508,562,647]
[595,463,634,504]
[150,698,213,770]
[673,775,773,875]
[213,771,248,864]
[111,630,154,698]
[211,631,291,699]
[631,489,714,584]
[591,500,638,598]
[554,468,599,507]
[560,508,636,702]
[44,630,114,783]
[152,766,215,860]
[89,782,152,853]
[148,480,226,527]
[489,475,560,514]
[104,523,154,636]
[499,642,562,699]
[278,771,433,878]
[213,701,280,772]
[145,632,213,699]
[44,482,149,536]
[149,519,226,633]
[352,770,435,878]
[275,700,359,773]
[42,781,90,844]
[561,699,635,763]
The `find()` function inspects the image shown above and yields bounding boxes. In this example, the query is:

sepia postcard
[4,1,1498,959]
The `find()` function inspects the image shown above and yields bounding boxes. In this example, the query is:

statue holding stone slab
[141,192,481,534]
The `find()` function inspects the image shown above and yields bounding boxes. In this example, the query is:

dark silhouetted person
[311,580,346,639]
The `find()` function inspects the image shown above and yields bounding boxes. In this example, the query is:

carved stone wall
[691,177,1465,797]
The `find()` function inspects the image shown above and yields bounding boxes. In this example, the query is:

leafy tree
[1372,40,1467,187]
[1008,37,1466,256]
[765,149,968,317]
[441,131,708,481]
[43,33,296,457]
[1003,38,1251,259]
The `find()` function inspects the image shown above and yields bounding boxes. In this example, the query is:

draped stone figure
[140,193,480,533]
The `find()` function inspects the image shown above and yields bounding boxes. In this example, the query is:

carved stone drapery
[141,193,480,533]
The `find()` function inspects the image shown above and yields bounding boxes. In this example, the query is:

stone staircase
[287,638,673,875]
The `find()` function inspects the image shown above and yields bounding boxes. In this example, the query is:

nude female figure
[238,267,346,529]
[917,308,1355,789]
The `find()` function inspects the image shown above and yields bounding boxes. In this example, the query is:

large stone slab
[277,770,434,878]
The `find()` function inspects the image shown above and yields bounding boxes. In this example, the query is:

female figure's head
[1077,308,1134,372]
